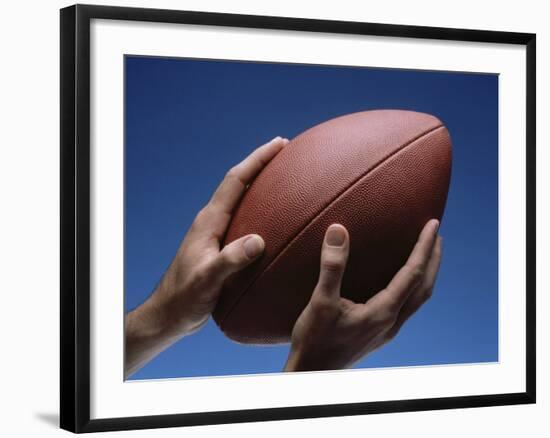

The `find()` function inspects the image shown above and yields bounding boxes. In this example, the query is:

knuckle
[310,296,339,319]
[405,263,424,283]
[424,287,434,300]
[374,310,397,329]
[203,258,219,276]
[310,293,331,308]
[385,312,398,327]
[386,328,400,343]
[193,207,210,226]
[225,166,243,184]
[225,165,238,178]
[321,257,346,273]
[384,326,398,342]
[378,289,401,314]
[190,261,215,286]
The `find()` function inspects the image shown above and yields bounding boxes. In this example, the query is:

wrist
[126,298,177,346]
[284,345,313,372]
[124,276,198,378]
[283,351,301,372]
[284,342,348,372]
[124,299,185,379]
[148,274,211,339]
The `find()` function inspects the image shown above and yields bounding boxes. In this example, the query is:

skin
[125,137,443,378]
[125,136,289,378]
[284,220,442,372]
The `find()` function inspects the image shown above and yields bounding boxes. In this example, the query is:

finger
[387,236,442,338]
[212,234,265,281]
[209,136,288,216]
[366,219,439,314]
[312,224,350,303]
[421,234,443,296]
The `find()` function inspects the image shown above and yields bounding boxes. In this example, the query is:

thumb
[215,234,265,280]
[313,224,350,302]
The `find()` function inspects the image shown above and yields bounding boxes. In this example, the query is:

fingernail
[271,136,282,142]
[326,225,346,247]
[243,235,264,259]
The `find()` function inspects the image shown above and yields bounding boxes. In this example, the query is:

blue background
[125,56,498,380]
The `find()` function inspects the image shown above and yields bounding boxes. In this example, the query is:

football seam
[219,123,446,332]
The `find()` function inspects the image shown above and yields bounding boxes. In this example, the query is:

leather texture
[213,110,452,344]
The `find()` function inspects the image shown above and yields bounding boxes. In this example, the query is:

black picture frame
[60,4,536,433]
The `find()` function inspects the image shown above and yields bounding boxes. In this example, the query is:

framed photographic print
[60,4,536,433]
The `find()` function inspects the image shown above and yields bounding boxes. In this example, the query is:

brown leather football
[213,109,452,344]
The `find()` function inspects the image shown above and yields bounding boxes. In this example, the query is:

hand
[125,136,288,377]
[284,219,442,372]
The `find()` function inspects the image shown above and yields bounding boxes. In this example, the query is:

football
[213,110,452,344]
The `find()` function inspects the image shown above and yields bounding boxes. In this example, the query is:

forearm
[124,297,184,379]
